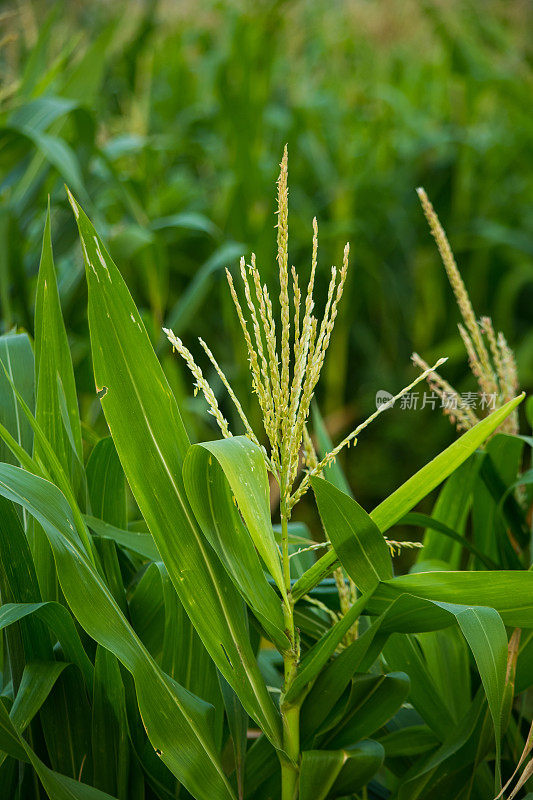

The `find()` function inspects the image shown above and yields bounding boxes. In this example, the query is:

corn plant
[0,156,530,800]
[2,1,533,504]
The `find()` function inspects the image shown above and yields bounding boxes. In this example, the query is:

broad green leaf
[188,437,284,593]
[303,587,508,766]
[87,437,128,612]
[417,455,481,567]
[7,125,88,205]
[128,562,166,659]
[0,492,97,781]
[371,395,523,535]
[0,701,118,800]
[451,604,507,776]
[0,332,34,466]
[33,205,85,598]
[369,571,533,628]
[0,464,236,800]
[311,475,393,592]
[86,437,127,526]
[329,741,384,798]
[475,434,529,568]
[156,562,224,750]
[0,494,45,624]
[512,632,533,696]
[292,393,524,600]
[41,661,93,779]
[397,691,486,799]
[370,583,508,774]
[324,672,410,748]
[0,660,70,764]
[84,515,160,561]
[92,647,130,799]
[9,96,79,133]
[0,496,44,708]
[183,441,287,648]
[383,634,459,738]
[0,603,93,688]
[0,415,40,476]
[219,675,248,800]
[10,661,70,733]
[69,193,281,747]
[383,628,458,742]
[378,725,439,758]
[299,749,345,800]
[301,623,387,739]
[415,628,472,727]
[0,701,29,762]
[243,735,278,798]
[34,203,82,475]
[402,512,498,570]
[0,361,96,565]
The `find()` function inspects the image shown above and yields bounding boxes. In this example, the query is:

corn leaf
[69,192,281,747]
[84,515,160,562]
[0,701,118,800]
[91,646,130,799]
[299,741,384,800]
[311,475,393,592]
[187,437,284,593]
[284,592,371,703]
[292,393,525,600]
[183,440,288,649]
[0,463,236,800]
[34,203,82,475]
[323,672,410,748]
[86,437,128,612]
[0,603,93,688]
[417,456,481,567]
[298,750,345,800]
[0,332,34,466]
[369,571,533,628]
[330,741,385,797]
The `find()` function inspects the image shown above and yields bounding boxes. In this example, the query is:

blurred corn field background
[1,0,532,515]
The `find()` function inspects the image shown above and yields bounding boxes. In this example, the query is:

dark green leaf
[311,476,392,592]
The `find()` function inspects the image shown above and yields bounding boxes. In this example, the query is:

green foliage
[1,0,532,513]
[1,5,533,794]
[0,193,530,799]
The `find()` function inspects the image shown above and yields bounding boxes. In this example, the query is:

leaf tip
[65,186,80,220]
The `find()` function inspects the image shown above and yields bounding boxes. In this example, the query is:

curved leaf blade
[69,192,280,746]
[311,475,392,592]
[191,437,284,592]
[0,464,236,800]
[184,441,287,648]
[293,393,525,599]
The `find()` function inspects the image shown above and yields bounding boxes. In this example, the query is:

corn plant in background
[413,187,520,436]
[0,155,531,800]
[2,0,533,524]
